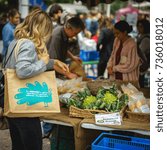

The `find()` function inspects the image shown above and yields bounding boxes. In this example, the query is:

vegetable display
[66,84,128,112]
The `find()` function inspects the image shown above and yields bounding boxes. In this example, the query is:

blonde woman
[4,9,68,150]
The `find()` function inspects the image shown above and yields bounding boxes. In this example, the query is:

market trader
[48,16,85,79]
[43,16,85,137]
[107,20,140,84]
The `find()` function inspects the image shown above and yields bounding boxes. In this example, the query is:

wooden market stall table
[42,108,150,150]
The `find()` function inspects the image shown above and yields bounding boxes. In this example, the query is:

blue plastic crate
[80,50,99,61]
[92,133,150,150]
[86,76,97,80]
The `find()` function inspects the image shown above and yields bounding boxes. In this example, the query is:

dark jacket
[97,28,115,62]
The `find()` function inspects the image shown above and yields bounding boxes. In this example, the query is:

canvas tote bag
[4,39,60,117]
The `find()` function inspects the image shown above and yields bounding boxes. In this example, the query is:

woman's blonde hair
[14,9,53,55]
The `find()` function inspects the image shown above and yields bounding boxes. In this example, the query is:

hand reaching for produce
[53,62,77,79]
[67,51,82,65]
[65,72,78,79]
[73,56,82,65]
[54,59,69,72]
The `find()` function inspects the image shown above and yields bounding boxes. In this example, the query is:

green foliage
[96,85,118,100]
[67,88,91,108]
[110,0,128,15]
[76,88,91,101]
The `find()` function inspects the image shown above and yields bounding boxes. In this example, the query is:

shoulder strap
[2,39,27,69]
[14,39,27,61]
[2,43,17,68]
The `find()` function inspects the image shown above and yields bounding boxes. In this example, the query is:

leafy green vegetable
[82,95,97,109]
[66,85,128,112]
[101,91,117,105]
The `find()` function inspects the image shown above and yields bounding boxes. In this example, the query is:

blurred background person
[136,19,150,88]
[85,10,99,38]
[0,13,7,62]
[107,20,140,84]
[0,13,7,40]
[97,17,115,78]
[48,3,63,28]
[2,8,20,58]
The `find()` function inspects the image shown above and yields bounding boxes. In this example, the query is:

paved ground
[0,129,50,150]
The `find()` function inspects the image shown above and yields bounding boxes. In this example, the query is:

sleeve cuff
[46,59,54,70]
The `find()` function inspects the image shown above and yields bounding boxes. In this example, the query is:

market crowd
[0,3,150,150]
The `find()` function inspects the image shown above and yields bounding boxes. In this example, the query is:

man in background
[2,8,20,58]
[48,16,85,79]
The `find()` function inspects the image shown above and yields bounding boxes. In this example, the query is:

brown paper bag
[69,61,86,77]
[4,69,60,117]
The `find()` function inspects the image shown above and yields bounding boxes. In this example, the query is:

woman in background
[107,20,140,84]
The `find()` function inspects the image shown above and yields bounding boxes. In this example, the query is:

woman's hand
[54,65,77,79]
[54,59,69,72]
[67,51,82,64]
[107,67,113,75]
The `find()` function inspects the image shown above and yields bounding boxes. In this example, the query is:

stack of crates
[80,50,99,61]
[92,133,150,150]
[80,50,99,79]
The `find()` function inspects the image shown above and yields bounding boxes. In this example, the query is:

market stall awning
[76,0,150,7]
